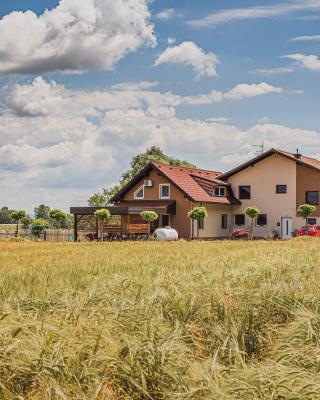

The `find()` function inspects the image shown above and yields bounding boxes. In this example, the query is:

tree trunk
[191,219,194,240]
[101,223,104,242]
[251,219,254,240]
[306,218,308,237]
[16,221,19,237]
[197,220,199,240]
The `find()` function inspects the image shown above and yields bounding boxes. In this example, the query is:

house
[221,148,320,238]
[70,148,320,240]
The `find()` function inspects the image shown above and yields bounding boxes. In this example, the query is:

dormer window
[134,185,144,199]
[214,186,226,197]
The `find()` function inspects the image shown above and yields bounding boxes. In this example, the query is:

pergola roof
[70,200,176,216]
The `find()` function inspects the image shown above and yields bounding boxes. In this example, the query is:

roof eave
[220,148,320,179]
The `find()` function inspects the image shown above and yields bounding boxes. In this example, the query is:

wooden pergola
[70,200,176,241]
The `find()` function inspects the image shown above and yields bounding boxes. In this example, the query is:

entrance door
[161,215,170,228]
[281,217,292,238]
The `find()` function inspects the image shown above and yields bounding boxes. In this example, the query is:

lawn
[0,239,320,399]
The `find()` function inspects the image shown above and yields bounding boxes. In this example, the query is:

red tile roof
[152,163,239,204]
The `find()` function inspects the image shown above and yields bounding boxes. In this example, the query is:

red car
[298,225,320,237]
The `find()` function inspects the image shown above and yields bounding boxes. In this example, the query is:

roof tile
[152,163,238,204]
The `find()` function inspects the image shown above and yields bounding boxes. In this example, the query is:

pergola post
[74,214,78,242]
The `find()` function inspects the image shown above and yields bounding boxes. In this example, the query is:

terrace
[70,200,176,241]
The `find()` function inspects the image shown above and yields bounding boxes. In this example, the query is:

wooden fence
[0,229,74,242]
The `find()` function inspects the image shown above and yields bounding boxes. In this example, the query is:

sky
[0,0,320,212]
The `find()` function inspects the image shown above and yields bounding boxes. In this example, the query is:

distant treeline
[0,205,73,236]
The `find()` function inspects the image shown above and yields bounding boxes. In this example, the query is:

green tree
[88,146,196,206]
[297,204,317,235]
[32,218,49,238]
[0,207,14,224]
[34,204,50,220]
[140,211,159,237]
[10,210,26,237]
[245,206,260,240]
[94,209,111,242]
[49,209,68,229]
[21,216,33,230]
[187,207,208,239]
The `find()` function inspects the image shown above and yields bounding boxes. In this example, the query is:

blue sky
[1,0,320,211]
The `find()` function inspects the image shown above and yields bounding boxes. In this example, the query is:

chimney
[294,149,302,159]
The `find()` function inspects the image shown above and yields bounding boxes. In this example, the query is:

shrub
[245,206,260,239]
[187,206,208,239]
[297,204,317,234]
[10,210,27,237]
[94,209,111,241]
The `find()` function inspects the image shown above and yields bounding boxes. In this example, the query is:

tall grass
[0,239,320,399]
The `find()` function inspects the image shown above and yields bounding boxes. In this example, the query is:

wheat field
[0,239,320,399]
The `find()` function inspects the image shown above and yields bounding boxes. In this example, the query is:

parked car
[298,225,320,237]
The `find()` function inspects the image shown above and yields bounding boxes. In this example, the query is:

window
[134,185,144,199]
[198,218,204,230]
[307,218,317,225]
[239,186,251,199]
[214,186,226,197]
[235,214,245,226]
[256,214,267,226]
[306,191,319,205]
[276,185,287,194]
[221,214,228,229]
[159,184,170,199]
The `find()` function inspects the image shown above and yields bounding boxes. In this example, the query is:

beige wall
[227,154,300,237]
[192,205,235,239]
[122,169,193,238]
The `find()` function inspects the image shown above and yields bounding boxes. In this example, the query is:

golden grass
[0,239,320,399]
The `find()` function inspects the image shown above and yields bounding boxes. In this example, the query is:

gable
[221,149,320,180]
[122,168,182,201]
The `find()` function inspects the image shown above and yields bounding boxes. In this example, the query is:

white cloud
[154,8,181,21]
[110,81,159,91]
[206,117,230,124]
[283,53,320,71]
[154,41,219,79]
[223,82,283,100]
[167,37,176,46]
[291,34,320,41]
[0,77,302,211]
[251,66,295,75]
[3,77,284,120]
[0,0,156,75]
[188,1,320,28]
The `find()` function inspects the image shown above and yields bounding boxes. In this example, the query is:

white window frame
[134,185,144,200]
[159,184,170,199]
[214,186,226,197]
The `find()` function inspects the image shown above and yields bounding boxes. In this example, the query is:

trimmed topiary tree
[32,218,49,238]
[140,211,159,237]
[49,209,68,229]
[11,210,26,237]
[94,209,111,242]
[187,206,208,239]
[21,216,33,230]
[245,206,260,240]
[297,204,316,236]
